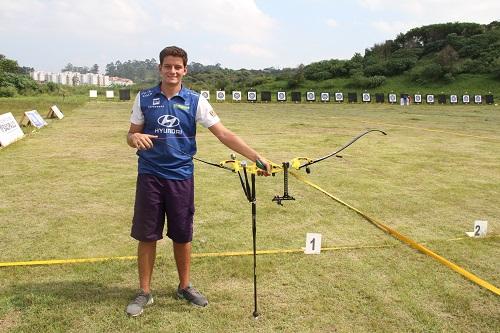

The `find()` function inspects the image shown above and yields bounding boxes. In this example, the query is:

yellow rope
[0,244,394,267]
[290,170,499,296]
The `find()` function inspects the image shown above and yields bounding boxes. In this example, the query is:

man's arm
[208,122,270,173]
[127,123,157,150]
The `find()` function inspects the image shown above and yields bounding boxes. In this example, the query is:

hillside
[1,21,499,98]
[131,21,500,95]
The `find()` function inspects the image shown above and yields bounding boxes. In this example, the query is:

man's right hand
[129,133,158,150]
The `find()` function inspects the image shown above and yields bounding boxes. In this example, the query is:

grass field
[0,99,499,332]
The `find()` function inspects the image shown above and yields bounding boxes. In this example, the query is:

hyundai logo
[158,115,180,128]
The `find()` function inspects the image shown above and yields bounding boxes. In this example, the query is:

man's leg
[138,240,157,293]
[174,241,208,307]
[126,240,156,316]
[173,241,191,289]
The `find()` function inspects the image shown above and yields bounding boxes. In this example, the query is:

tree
[436,45,459,72]
[287,64,305,88]
[492,58,500,80]
[90,64,99,74]
[62,63,74,72]
[0,56,20,73]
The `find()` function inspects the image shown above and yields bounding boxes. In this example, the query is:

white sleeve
[130,92,144,125]
[196,95,220,128]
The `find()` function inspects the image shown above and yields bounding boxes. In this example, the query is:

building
[30,70,133,87]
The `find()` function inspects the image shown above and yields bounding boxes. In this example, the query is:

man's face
[159,56,187,86]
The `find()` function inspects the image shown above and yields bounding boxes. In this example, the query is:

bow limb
[297,129,387,170]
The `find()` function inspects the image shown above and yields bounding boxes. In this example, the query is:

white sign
[388,94,397,103]
[463,95,470,104]
[232,91,242,101]
[247,91,257,101]
[89,90,98,98]
[201,90,210,100]
[22,110,47,128]
[106,90,114,98]
[306,91,315,101]
[0,112,25,147]
[216,90,226,101]
[427,94,435,103]
[414,94,422,103]
[466,220,488,237]
[304,233,322,254]
[474,95,482,104]
[47,105,64,119]
[320,92,330,102]
[335,92,343,102]
[362,93,371,102]
[277,91,286,101]
[450,95,458,104]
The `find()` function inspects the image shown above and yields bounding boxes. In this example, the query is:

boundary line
[291,171,500,296]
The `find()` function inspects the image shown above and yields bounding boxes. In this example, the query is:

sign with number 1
[304,233,322,254]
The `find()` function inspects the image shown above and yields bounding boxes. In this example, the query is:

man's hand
[256,158,271,177]
[129,133,158,150]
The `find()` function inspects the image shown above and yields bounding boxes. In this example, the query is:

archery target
[232,91,242,101]
[414,94,422,103]
[306,91,315,101]
[450,95,458,104]
[388,93,396,103]
[426,94,435,103]
[335,92,343,102]
[261,91,272,102]
[201,90,210,100]
[485,94,494,104]
[362,93,371,102]
[277,91,286,101]
[119,89,130,100]
[438,94,446,104]
[375,93,384,103]
[291,91,301,102]
[247,91,257,101]
[348,92,357,103]
[216,91,226,101]
[462,94,470,104]
[320,92,330,102]
[474,95,482,104]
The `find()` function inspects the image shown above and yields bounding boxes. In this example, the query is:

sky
[1,0,499,73]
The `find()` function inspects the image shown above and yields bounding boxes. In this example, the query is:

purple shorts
[131,174,195,243]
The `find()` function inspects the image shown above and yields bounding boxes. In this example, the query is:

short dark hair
[159,46,188,66]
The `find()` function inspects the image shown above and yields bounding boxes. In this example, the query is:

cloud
[227,43,274,58]
[358,0,500,24]
[326,19,339,28]
[152,0,276,42]
[371,20,415,35]
[0,0,150,36]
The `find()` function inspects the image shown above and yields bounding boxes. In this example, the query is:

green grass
[0,99,499,332]
[0,95,88,120]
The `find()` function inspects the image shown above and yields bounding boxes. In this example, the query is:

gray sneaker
[176,284,208,307]
[126,290,154,317]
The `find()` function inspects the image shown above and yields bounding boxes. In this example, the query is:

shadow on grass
[1,279,197,331]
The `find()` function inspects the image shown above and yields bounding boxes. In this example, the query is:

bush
[410,63,444,83]
[348,75,386,88]
[0,86,17,97]
[491,58,500,80]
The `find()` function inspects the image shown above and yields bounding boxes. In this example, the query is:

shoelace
[184,286,202,298]
[134,293,149,305]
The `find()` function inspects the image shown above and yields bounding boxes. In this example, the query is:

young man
[126,46,270,317]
